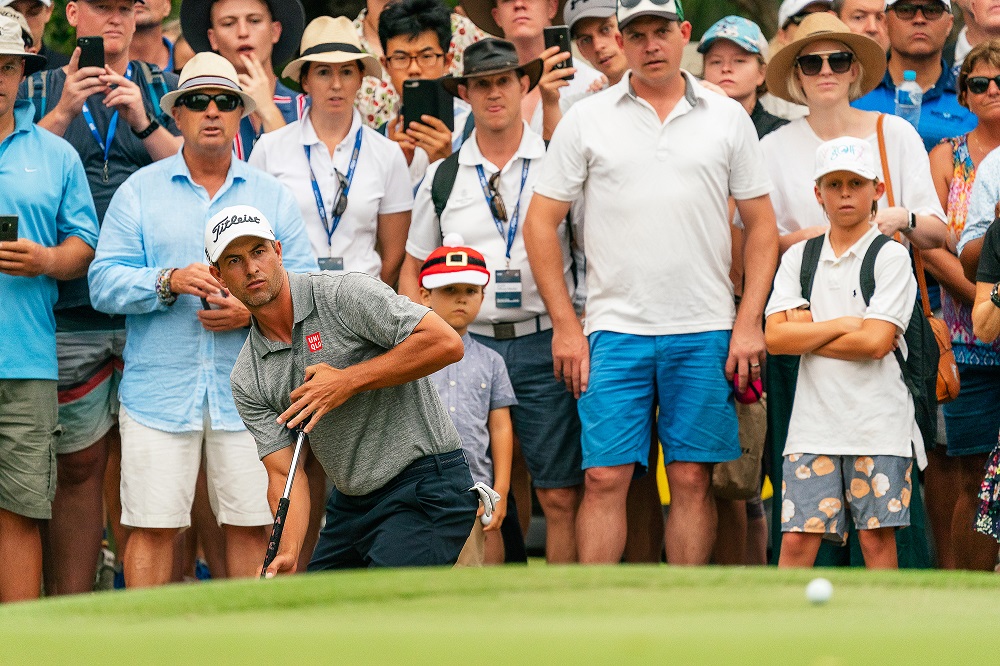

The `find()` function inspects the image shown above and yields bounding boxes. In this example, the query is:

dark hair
[958,38,1000,109]
[378,0,453,55]
[299,59,364,85]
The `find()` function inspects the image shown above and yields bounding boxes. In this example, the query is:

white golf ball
[805,577,833,604]
[480,513,492,526]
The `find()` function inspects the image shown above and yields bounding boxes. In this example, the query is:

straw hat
[459,0,566,38]
[280,16,381,83]
[180,0,305,67]
[765,13,886,103]
[0,13,45,75]
[160,52,257,118]
[440,38,542,97]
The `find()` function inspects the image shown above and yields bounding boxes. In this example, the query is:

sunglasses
[619,0,682,13]
[966,75,1000,94]
[889,2,948,20]
[175,92,244,112]
[332,170,349,218]
[795,51,855,76]
[487,171,508,223]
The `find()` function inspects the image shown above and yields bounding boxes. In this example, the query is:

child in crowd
[765,137,925,569]
[419,235,516,565]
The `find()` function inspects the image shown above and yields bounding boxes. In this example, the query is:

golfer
[207,206,478,573]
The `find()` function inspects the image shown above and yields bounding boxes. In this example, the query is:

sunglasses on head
[889,2,948,20]
[966,75,1000,95]
[795,51,855,76]
[176,92,244,112]
[487,170,508,223]
[618,0,683,16]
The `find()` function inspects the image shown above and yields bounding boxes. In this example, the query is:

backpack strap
[860,234,893,306]
[134,60,170,126]
[798,235,826,300]
[431,150,462,221]
[461,112,475,143]
[27,70,47,122]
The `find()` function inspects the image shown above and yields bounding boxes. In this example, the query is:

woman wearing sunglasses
[249,16,413,287]
[922,39,1000,571]
[759,13,948,254]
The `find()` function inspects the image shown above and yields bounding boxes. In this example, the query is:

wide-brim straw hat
[440,38,542,96]
[280,16,382,84]
[160,52,257,118]
[0,13,46,75]
[459,0,566,38]
[765,13,886,104]
[180,0,305,67]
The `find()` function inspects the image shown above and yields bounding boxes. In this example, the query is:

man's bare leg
[510,439,532,538]
[664,462,716,565]
[102,429,130,562]
[857,527,898,569]
[0,509,41,601]
[577,464,633,563]
[713,498,748,565]
[536,485,582,563]
[223,525,269,578]
[778,532,822,568]
[923,446,959,569]
[124,526,178,588]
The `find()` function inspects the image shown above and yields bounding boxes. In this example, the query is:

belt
[467,314,552,340]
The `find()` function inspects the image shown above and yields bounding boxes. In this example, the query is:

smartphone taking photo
[0,216,17,243]
[543,25,574,80]
[402,79,454,132]
[77,36,105,70]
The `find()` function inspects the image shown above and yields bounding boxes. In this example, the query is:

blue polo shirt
[853,59,977,151]
[0,100,100,379]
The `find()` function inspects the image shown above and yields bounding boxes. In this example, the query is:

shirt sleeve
[378,140,414,214]
[531,106,588,203]
[489,352,518,410]
[959,150,1000,255]
[405,160,445,261]
[976,220,1000,284]
[335,272,431,348]
[231,372,289,460]
[866,242,918,331]
[765,240,810,317]
[271,183,320,274]
[727,106,774,201]
[56,148,100,248]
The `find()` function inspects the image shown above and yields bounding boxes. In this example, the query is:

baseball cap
[778,0,832,29]
[698,16,768,58]
[565,0,617,34]
[0,0,52,6]
[814,137,879,182]
[617,0,684,31]
[205,205,276,263]
[885,0,950,6]
[419,234,490,289]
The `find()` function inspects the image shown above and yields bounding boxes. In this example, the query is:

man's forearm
[38,106,73,137]
[49,236,95,281]
[524,196,576,328]
[142,128,183,161]
[737,213,778,331]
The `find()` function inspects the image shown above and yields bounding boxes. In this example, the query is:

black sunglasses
[176,92,244,112]
[795,51,855,76]
[619,0,680,9]
[487,171,508,223]
[332,170,349,218]
[966,75,1000,94]
[889,2,948,20]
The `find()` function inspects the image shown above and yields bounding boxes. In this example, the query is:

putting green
[2,565,997,664]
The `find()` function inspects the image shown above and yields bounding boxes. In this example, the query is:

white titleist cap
[205,205,276,263]
[814,137,879,182]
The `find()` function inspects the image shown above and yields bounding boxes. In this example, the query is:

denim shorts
[942,364,1000,457]
[578,330,740,470]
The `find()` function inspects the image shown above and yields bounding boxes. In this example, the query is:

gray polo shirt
[231,271,462,496]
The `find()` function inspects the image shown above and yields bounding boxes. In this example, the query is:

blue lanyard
[81,63,133,183]
[304,128,362,246]
[476,160,530,261]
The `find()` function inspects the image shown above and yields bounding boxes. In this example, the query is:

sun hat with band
[160,52,257,118]
[0,13,45,75]
[459,0,567,39]
[180,0,305,67]
[419,234,491,289]
[440,38,543,97]
[765,13,886,104]
[617,0,684,31]
[205,205,276,264]
[281,16,381,84]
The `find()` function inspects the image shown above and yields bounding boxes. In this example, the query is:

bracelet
[133,116,160,140]
[155,268,177,306]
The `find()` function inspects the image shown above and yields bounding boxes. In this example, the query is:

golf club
[260,427,307,579]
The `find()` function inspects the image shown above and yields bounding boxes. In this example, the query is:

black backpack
[799,234,939,448]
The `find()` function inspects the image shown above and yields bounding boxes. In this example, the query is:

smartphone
[201,289,226,310]
[402,79,454,132]
[543,25,574,80]
[77,36,105,70]
[0,216,17,243]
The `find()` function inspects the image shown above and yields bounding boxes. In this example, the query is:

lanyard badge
[305,128,362,269]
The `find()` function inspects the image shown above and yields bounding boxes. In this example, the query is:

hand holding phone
[0,216,17,244]
[77,36,105,70]
[543,26,574,80]
[402,79,454,131]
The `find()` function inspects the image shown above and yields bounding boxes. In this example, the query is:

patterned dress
[353,9,486,129]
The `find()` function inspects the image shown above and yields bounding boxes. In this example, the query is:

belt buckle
[493,323,516,340]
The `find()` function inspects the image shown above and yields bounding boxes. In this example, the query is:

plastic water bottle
[895,70,923,129]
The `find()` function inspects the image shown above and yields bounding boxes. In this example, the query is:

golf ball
[480,513,492,526]
[805,577,833,604]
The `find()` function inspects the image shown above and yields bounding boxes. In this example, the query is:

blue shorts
[579,330,740,470]
[943,364,1000,457]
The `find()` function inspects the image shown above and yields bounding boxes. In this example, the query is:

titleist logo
[212,214,261,242]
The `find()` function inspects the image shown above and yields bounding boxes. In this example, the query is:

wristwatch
[133,114,160,140]
[991,282,1000,309]
[901,210,917,234]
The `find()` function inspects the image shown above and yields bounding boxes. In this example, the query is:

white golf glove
[468,481,501,519]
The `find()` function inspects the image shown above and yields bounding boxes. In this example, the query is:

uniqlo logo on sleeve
[306,332,323,352]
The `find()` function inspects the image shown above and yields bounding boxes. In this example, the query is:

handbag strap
[876,113,933,319]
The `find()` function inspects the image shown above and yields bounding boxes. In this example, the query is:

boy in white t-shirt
[765,137,923,569]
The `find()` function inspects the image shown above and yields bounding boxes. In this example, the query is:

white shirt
[407,122,573,324]
[759,115,946,236]
[249,109,413,278]
[766,225,926,468]
[527,58,604,136]
[407,99,473,190]
[533,71,773,336]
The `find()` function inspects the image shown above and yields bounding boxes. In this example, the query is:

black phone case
[0,216,17,243]
[402,79,454,132]
[543,25,574,80]
[77,37,105,70]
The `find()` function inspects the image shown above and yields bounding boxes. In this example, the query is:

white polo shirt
[407,122,573,325]
[527,58,604,136]
[533,71,773,336]
[249,109,413,278]
[766,225,926,468]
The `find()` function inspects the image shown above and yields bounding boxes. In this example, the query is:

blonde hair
[785,44,867,105]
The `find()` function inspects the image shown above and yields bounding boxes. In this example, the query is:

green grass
[2,565,997,664]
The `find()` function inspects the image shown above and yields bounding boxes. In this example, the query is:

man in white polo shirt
[401,38,583,563]
[524,0,778,565]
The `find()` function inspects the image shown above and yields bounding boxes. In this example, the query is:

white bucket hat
[205,205,276,264]
[814,136,879,182]
[281,16,381,84]
[159,52,257,119]
[0,13,46,75]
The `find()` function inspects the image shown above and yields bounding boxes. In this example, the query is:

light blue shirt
[958,147,1000,257]
[88,151,319,432]
[0,100,99,380]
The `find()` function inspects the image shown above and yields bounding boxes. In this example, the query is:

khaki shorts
[0,380,59,519]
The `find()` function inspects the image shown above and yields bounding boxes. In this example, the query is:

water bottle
[895,70,923,129]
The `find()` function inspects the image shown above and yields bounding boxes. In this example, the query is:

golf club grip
[260,496,290,577]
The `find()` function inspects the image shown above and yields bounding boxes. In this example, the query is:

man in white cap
[0,14,99,601]
[89,52,318,588]
[0,0,68,65]
[564,0,627,85]
[525,0,778,565]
